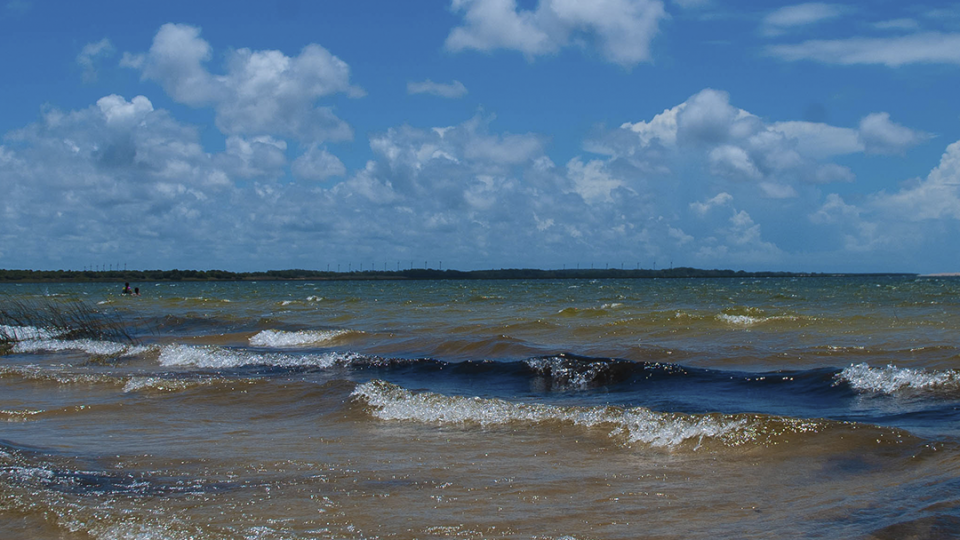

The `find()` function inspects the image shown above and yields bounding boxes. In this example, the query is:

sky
[2,1,960,273]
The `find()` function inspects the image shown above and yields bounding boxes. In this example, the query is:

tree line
[0,267,913,283]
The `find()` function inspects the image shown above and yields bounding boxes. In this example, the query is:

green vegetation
[0,267,917,283]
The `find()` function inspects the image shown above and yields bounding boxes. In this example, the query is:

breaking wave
[12,338,153,357]
[157,343,363,369]
[248,328,356,348]
[352,380,827,449]
[0,324,62,341]
[837,363,960,394]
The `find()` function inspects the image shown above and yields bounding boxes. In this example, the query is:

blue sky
[2,0,960,273]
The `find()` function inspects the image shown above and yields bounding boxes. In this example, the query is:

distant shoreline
[0,267,923,283]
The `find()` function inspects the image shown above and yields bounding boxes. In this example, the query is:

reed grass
[0,297,135,349]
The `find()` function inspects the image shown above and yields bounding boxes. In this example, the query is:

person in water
[122,283,132,295]
[134,287,140,296]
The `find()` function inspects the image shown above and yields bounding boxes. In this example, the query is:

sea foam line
[717,313,800,326]
[837,363,960,394]
[352,380,819,449]
[248,328,355,348]
[158,343,362,369]
[12,338,154,357]
[0,324,63,341]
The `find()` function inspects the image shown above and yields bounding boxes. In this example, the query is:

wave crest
[248,328,355,348]
[352,380,822,449]
[525,355,636,389]
[837,363,960,394]
[12,338,153,357]
[0,324,62,341]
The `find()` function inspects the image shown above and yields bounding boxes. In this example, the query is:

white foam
[0,409,43,422]
[717,313,798,326]
[353,380,758,449]
[718,314,762,326]
[122,377,216,393]
[1,466,55,482]
[157,343,360,369]
[837,363,960,394]
[12,338,153,357]
[525,357,611,389]
[249,329,354,348]
[0,324,62,341]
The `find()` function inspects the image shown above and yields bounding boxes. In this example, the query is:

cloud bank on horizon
[1,0,959,273]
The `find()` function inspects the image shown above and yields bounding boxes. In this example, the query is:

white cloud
[801,138,960,262]
[4,84,955,273]
[97,94,154,129]
[124,23,362,143]
[767,32,960,66]
[620,104,681,147]
[761,3,843,36]
[292,145,346,181]
[759,182,797,199]
[858,112,932,155]
[690,192,732,215]
[868,140,960,220]
[594,89,926,190]
[77,38,114,82]
[769,121,861,158]
[566,157,626,203]
[813,163,855,184]
[0,95,245,267]
[407,79,469,98]
[674,89,763,146]
[128,23,219,104]
[810,193,859,224]
[218,136,288,180]
[371,115,545,177]
[709,145,761,180]
[445,0,667,67]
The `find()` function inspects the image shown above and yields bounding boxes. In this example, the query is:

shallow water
[2,276,960,538]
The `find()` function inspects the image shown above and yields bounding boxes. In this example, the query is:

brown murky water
[2,277,960,538]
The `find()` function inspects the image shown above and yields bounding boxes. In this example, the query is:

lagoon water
[2,276,960,539]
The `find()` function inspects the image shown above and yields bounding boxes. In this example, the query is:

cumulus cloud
[77,38,114,82]
[407,79,468,98]
[709,145,762,180]
[3,84,953,273]
[566,157,627,203]
[868,141,960,221]
[292,145,346,181]
[761,3,843,36]
[766,32,960,66]
[804,139,960,262]
[218,136,288,180]
[3,93,765,270]
[445,0,667,67]
[592,89,928,191]
[123,23,362,142]
[97,94,154,129]
[0,94,237,266]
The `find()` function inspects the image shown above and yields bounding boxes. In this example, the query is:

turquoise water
[2,277,960,538]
